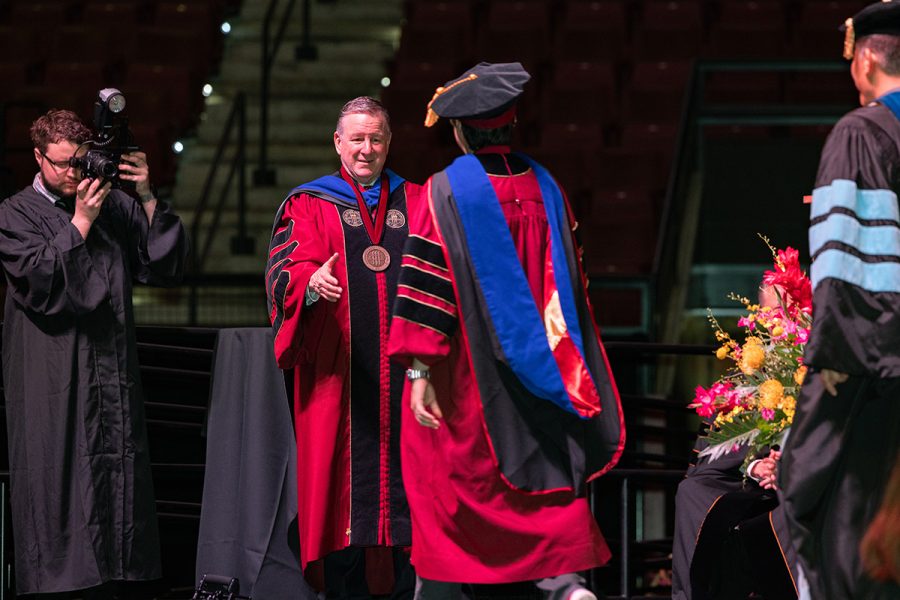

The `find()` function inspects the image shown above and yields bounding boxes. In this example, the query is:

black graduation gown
[780,102,900,599]
[0,186,187,594]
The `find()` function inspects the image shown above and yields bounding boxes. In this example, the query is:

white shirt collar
[32,173,61,204]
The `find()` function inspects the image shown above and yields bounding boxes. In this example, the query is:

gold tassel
[423,74,479,128]
[844,17,855,60]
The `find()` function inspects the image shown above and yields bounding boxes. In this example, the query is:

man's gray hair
[859,34,900,76]
[335,96,391,135]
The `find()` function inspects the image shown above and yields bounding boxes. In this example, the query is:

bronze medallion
[385,209,406,229]
[341,209,363,227]
[362,245,391,272]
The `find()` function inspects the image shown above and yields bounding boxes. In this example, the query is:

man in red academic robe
[387,63,625,600]
[265,97,416,598]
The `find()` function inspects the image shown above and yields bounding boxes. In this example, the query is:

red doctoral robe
[265,172,414,578]
[388,150,625,583]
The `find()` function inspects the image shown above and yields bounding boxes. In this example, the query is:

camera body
[69,88,139,188]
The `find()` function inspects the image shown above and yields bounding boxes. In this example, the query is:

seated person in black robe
[672,430,797,600]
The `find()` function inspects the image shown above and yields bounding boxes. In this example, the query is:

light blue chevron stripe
[811,248,900,293]
[811,180,899,222]
[810,213,900,257]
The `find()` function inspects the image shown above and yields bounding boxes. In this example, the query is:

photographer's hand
[72,178,112,239]
[120,151,157,221]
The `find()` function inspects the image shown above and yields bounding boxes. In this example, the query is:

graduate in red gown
[265,97,416,598]
[387,63,625,600]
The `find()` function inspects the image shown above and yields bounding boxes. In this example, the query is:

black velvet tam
[425,62,531,125]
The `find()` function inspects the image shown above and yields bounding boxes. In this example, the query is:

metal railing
[254,0,317,186]
[188,93,253,324]
[652,59,852,342]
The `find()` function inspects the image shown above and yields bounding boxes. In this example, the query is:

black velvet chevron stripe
[270,219,294,249]
[405,235,448,270]
[270,268,291,335]
[399,264,455,306]
[394,296,456,337]
[811,240,900,263]
[810,206,900,228]
[267,240,298,274]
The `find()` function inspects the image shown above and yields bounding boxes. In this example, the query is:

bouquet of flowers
[690,237,813,465]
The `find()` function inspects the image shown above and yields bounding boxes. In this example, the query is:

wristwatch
[405,368,431,381]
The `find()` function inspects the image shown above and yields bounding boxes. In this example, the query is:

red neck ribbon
[340,167,390,244]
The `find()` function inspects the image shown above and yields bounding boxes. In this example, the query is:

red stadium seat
[82,1,141,25]
[477,1,554,73]
[554,1,629,62]
[543,61,620,127]
[125,63,201,130]
[790,1,869,58]
[382,61,458,126]
[706,1,787,58]
[10,2,71,25]
[42,62,109,108]
[633,1,705,59]
[591,147,668,190]
[0,63,29,103]
[784,70,858,107]
[703,71,783,105]
[581,187,661,275]
[619,120,678,162]
[625,60,693,121]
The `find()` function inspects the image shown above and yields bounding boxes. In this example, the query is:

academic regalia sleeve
[0,199,109,316]
[815,111,898,190]
[265,193,333,369]
[388,181,458,367]
[116,193,188,286]
[805,108,900,375]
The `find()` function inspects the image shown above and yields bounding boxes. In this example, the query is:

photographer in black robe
[0,109,188,598]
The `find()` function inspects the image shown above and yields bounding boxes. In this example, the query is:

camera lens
[87,153,118,179]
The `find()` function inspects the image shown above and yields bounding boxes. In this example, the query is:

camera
[69,88,139,188]
[192,574,251,600]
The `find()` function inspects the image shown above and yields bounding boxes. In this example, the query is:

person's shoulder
[835,102,898,135]
[0,187,42,215]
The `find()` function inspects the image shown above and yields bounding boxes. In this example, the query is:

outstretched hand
[309,253,343,302]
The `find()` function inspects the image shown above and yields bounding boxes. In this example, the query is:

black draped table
[195,327,315,600]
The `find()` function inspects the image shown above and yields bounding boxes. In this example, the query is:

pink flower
[737,316,755,330]
[762,246,812,314]
[691,385,716,418]
[761,408,776,421]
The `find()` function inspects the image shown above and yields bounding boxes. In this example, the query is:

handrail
[255,0,313,186]
[652,59,850,345]
[189,92,249,324]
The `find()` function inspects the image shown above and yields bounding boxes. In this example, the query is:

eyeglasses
[40,151,78,171]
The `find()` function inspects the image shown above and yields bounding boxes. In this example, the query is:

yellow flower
[745,336,763,346]
[780,395,796,412]
[715,405,744,424]
[794,366,808,386]
[758,379,784,410]
[771,325,784,337]
[740,343,766,373]
[716,346,730,360]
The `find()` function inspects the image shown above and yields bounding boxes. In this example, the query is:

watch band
[405,368,431,381]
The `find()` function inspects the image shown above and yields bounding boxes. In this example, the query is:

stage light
[173,141,184,154]
[221,21,232,34]
[381,77,391,88]
[203,84,214,97]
